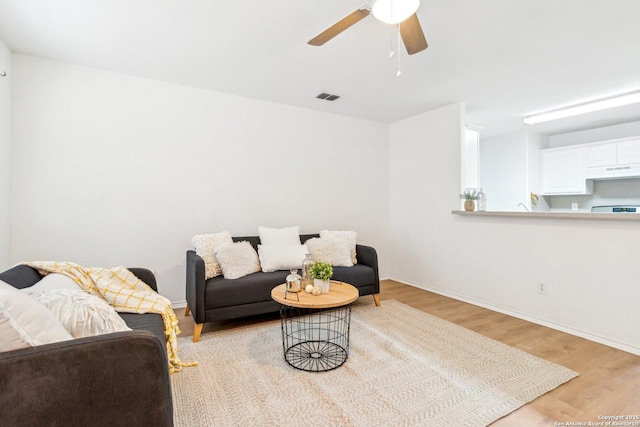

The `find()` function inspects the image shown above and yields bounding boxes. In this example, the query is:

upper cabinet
[617,139,640,165]
[541,136,640,194]
[586,144,617,167]
[541,146,593,195]
[585,138,640,179]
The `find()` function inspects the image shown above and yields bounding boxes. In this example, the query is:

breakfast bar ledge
[452,210,640,221]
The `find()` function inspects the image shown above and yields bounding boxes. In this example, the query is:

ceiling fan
[308,0,428,55]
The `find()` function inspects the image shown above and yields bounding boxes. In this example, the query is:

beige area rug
[171,300,578,426]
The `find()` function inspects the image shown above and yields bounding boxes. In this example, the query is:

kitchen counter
[451,210,640,221]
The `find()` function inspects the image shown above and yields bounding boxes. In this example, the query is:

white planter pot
[314,278,330,294]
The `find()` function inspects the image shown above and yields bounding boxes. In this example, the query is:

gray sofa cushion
[332,264,376,287]
[120,313,166,354]
[204,264,376,309]
[206,270,290,308]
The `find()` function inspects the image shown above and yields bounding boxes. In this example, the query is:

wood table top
[271,281,359,309]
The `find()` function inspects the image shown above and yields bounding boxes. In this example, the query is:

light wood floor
[177,279,640,426]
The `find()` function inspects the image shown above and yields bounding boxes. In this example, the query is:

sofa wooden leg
[184,304,190,317]
[373,294,381,307]
[193,323,203,343]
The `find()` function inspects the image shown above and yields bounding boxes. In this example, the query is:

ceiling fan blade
[308,8,370,46]
[399,13,428,55]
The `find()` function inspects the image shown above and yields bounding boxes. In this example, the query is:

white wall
[462,129,479,191]
[389,103,464,288]
[479,130,550,212]
[390,103,640,355]
[11,55,390,303]
[479,131,528,211]
[525,131,550,211]
[0,41,10,269]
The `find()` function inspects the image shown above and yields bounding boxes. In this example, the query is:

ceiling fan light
[372,0,420,24]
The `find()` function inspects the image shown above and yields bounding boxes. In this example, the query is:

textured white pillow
[0,280,73,352]
[320,230,358,264]
[191,231,233,279]
[22,273,83,292]
[258,226,301,246]
[214,241,261,279]
[30,289,131,339]
[258,245,309,272]
[305,238,354,267]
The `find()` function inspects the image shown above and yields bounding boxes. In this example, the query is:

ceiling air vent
[316,93,340,101]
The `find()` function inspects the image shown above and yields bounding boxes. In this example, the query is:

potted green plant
[459,188,478,211]
[309,261,333,294]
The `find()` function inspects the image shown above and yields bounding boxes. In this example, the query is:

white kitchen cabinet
[587,144,617,167]
[584,138,640,179]
[541,146,593,195]
[586,139,640,167]
[617,139,640,165]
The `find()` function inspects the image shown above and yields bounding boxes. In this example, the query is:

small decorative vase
[286,269,302,292]
[464,200,475,211]
[314,278,330,294]
[477,188,486,211]
[301,253,313,287]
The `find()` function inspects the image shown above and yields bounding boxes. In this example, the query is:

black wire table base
[284,340,348,372]
[279,305,352,372]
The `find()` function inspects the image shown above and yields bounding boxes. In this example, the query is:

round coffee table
[271,282,359,372]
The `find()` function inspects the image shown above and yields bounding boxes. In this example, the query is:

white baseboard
[389,277,640,356]
[172,300,187,310]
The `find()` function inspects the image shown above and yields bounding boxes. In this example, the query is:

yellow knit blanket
[25,261,196,373]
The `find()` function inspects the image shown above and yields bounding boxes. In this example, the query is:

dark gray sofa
[186,233,380,342]
[0,264,173,427]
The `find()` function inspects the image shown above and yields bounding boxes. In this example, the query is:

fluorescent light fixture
[523,91,640,125]
[372,0,420,24]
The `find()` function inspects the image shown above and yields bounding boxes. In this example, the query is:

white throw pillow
[258,226,301,246]
[30,289,131,339]
[305,237,354,267]
[320,230,358,264]
[0,280,73,352]
[191,231,233,279]
[22,273,83,292]
[258,245,309,272]
[214,241,261,279]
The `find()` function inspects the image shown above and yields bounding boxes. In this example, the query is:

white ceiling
[1,0,640,138]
